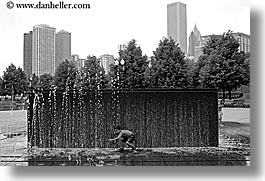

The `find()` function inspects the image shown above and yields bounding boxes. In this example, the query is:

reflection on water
[28,150,249,166]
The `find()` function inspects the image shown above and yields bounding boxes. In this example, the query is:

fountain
[28,88,219,148]
[27,67,219,150]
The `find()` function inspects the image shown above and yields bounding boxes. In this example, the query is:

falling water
[39,91,44,147]
[95,72,104,148]
[78,87,85,147]
[64,85,69,147]
[48,89,53,147]
[110,73,120,127]
[29,86,219,148]
[52,88,57,147]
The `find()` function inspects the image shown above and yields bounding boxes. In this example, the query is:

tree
[0,77,3,96]
[54,60,78,90]
[186,58,197,88]
[192,54,208,88]
[151,37,190,88]
[113,39,149,88]
[79,56,107,89]
[237,52,250,86]
[38,73,54,90]
[2,64,28,98]
[29,73,39,89]
[198,30,249,99]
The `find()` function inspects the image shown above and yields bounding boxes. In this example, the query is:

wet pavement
[26,147,250,166]
[27,154,250,166]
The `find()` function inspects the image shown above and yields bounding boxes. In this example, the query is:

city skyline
[24,25,72,77]
[0,0,250,76]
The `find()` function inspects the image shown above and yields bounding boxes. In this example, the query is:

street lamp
[148,57,152,69]
[120,59,125,70]
[148,57,152,86]
[114,59,125,89]
[29,77,33,89]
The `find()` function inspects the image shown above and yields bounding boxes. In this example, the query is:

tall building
[233,32,250,53]
[32,24,56,76]
[188,25,202,61]
[167,2,187,54]
[55,30,71,69]
[23,31,32,78]
[71,54,85,71]
[100,54,115,74]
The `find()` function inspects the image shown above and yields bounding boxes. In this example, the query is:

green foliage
[186,58,196,88]
[237,52,250,86]
[38,73,54,90]
[151,37,190,88]
[198,30,250,98]
[1,64,28,96]
[54,60,77,90]
[113,39,149,88]
[0,77,2,87]
[29,73,39,89]
[79,55,107,89]
[192,54,208,88]
[0,77,3,95]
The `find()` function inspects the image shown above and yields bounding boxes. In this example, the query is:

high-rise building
[100,54,115,74]
[167,2,187,54]
[188,25,202,61]
[55,30,71,69]
[71,54,85,71]
[23,31,32,78]
[32,24,56,76]
[233,32,250,53]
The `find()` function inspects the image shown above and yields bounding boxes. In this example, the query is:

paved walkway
[222,108,250,124]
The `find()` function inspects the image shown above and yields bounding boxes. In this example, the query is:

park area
[0,107,250,166]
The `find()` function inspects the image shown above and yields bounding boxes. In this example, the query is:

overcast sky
[0,0,250,76]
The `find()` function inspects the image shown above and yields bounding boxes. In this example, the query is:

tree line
[0,31,250,99]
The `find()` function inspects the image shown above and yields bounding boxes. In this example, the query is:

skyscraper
[100,54,115,74]
[55,30,71,68]
[188,25,202,60]
[32,24,56,76]
[167,2,187,54]
[23,31,32,78]
[71,54,85,71]
[232,32,250,53]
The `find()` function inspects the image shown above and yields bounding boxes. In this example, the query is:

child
[109,126,136,151]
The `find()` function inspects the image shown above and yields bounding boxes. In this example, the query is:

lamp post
[114,59,125,89]
[120,59,125,71]
[29,77,33,90]
[148,57,152,86]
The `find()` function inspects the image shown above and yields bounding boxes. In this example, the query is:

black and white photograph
[0,0,253,170]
